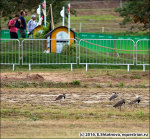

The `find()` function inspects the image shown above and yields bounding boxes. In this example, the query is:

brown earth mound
[26,74,44,81]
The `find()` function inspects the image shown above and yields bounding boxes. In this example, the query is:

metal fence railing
[136,39,150,71]
[79,39,135,71]
[21,39,77,70]
[0,39,20,70]
[0,38,149,71]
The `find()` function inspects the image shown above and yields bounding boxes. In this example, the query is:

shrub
[71,80,80,85]
[62,43,76,56]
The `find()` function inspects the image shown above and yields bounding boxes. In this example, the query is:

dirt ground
[1,69,150,138]
[1,88,149,108]
[1,69,149,87]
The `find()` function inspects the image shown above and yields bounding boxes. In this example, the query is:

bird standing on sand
[113,99,125,111]
[55,94,66,102]
[129,96,141,107]
[109,92,118,101]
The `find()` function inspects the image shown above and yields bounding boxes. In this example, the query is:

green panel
[116,36,149,54]
[114,40,135,54]
[116,36,149,42]
[136,40,150,54]
[80,39,114,53]
[78,33,114,53]
[78,33,114,39]
[0,30,10,39]
[0,29,28,39]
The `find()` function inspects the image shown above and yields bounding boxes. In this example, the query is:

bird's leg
[120,106,121,111]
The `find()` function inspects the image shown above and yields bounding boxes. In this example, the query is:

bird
[55,94,66,102]
[109,92,118,101]
[129,96,141,107]
[113,99,125,111]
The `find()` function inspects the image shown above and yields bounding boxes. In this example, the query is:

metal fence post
[127,64,130,72]
[143,65,145,72]
[86,64,88,71]
[12,64,15,71]
[29,64,31,71]
[71,64,73,71]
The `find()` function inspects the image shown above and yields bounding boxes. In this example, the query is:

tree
[115,0,150,31]
[0,0,75,25]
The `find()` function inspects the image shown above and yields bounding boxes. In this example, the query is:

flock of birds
[55,92,141,111]
[109,92,141,110]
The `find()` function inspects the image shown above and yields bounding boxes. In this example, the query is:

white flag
[60,9,64,17]
[37,7,40,15]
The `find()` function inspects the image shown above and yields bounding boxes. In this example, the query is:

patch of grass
[124,113,132,117]
[2,102,149,120]
[133,111,148,120]
[1,109,20,116]
[108,82,113,87]
[139,84,146,88]
[83,83,88,88]
[96,84,103,88]
[106,71,111,76]
[1,80,82,88]
[71,80,81,85]
[107,112,113,118]
[130,74,141,79]
[116,82,124,88]
[28,112,39,121]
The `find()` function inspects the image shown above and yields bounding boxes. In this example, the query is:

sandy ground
[1,70,149,87]
[1,88,149,108]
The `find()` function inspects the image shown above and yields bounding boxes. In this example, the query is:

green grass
[71,15,118,21]
[1,80,82,88]
[1,105,149,121]
[116,82,124,88]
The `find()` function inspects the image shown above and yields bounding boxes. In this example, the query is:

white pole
[102,27,104,32]
[39,5,41,23]
[80,22,82,32]
[63,7,65,26]
[44,0,46,27]
[68,3,70,44]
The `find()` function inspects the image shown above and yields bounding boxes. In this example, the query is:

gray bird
[129,96,141,106]
[113,99,125,111]
[55,94,66,101]
[109,92,118,101]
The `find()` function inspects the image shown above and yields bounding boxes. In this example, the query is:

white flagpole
[63,7,65,26]
[39,5,41,23]
[68,3,70,44]
[44,0,46,27]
